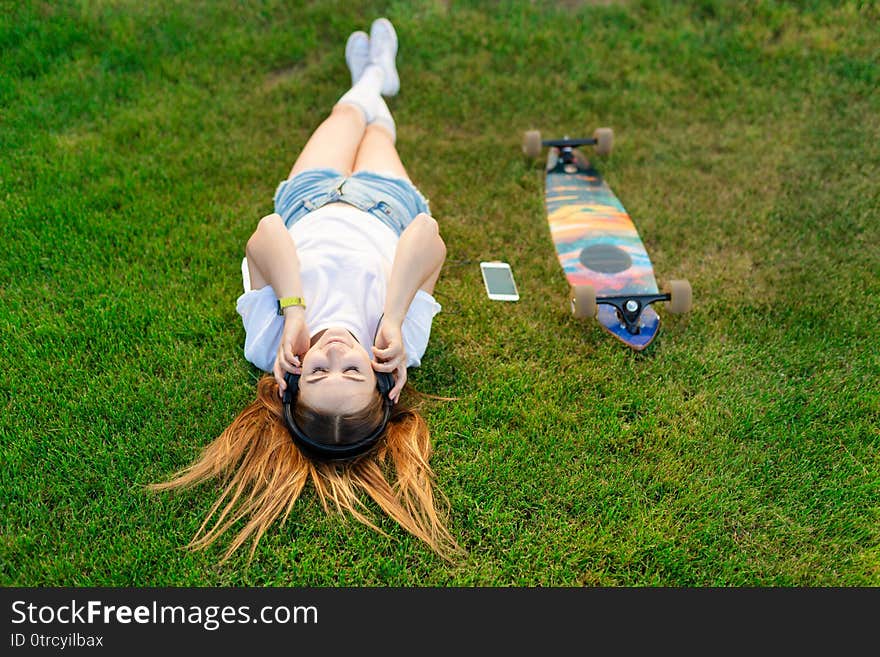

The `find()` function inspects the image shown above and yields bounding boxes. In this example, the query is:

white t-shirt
[236,203,441,373]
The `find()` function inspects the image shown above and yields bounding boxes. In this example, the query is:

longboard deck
[544,150,660,350]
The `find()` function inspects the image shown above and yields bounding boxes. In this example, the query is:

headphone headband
[282,370,394,462]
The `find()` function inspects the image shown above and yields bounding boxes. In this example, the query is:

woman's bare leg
[352,122,410,180]
[287,103,367,179]
[354,119,441,295]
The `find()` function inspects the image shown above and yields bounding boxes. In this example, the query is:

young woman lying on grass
[152,18,460,561]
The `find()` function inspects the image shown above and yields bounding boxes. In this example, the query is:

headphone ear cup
[282,372,300,404]
[376,372,394,400]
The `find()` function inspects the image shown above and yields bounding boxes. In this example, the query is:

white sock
[335,65,385,123]
[370,96,396,143]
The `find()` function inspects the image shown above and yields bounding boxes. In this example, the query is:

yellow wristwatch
[276,296,306,316]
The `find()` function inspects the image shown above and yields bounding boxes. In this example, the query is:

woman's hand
[371,319,407,403]
[273,312,310,397]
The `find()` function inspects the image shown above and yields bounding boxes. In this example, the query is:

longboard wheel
[593,127,614,156]
[570,284,597,319]
[665,279,692,314]
[523,130,542,158]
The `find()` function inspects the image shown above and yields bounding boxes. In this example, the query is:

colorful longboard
[526,130,691,351]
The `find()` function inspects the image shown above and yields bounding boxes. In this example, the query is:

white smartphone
[480,261,520,301]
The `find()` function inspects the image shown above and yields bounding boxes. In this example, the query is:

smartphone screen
[480,262,519,301]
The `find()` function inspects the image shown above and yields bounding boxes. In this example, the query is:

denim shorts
[274,168,431,236]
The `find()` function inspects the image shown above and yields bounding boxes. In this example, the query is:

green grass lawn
[1,0,877,586]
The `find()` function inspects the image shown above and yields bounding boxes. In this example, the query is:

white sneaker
[345,30,370,85]
[369,18,399,96]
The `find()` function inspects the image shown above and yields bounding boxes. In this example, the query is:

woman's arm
[383,213,446,325]
[245,213,310,395]
[373,213,446,401]
[245,213,304,298]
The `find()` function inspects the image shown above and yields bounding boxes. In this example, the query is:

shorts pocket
[370,200,393,217]
[278,197,311,228]
[367,200,405,234]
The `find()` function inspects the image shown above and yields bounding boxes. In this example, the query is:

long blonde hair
[150,374,461,562]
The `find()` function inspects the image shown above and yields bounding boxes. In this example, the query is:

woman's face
[298,327,377,414]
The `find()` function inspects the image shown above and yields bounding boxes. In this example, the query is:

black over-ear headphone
[282,369,395,462]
